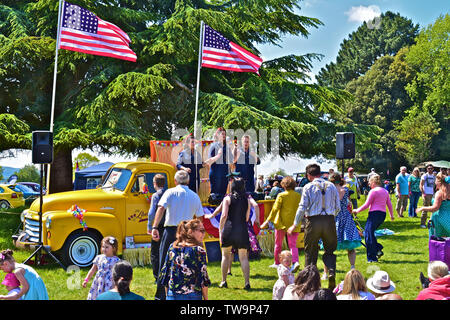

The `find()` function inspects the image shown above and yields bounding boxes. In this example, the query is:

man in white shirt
[151,170,204,299]
[420,164,436,228]
[288,163,340,289]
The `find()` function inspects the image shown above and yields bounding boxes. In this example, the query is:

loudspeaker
[32,131,53,164]
[336,132,355,159]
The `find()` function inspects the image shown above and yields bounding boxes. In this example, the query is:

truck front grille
[24,218,41,243]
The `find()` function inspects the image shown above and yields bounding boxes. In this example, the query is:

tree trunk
[48,148,73,194]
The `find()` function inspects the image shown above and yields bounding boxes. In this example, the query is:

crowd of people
[0,139,449,301]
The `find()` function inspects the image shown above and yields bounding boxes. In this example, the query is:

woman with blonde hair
[416,261,450,300]
[205,127,233,198]
[353,174,394,262]
[337,269,375,300]
[417,173,450,237]
[261,176,301,271]
[408,167,422,217]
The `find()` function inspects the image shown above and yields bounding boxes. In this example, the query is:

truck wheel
[60,230,101,267]
[0,200,10,210]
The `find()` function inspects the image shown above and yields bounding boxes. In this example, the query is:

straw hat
[366,271,395,294]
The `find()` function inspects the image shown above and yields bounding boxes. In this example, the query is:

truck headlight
[45,216,52,229]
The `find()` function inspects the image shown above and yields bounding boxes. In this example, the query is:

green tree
[73,152,100,171]
[342,48,415,172]
[401,14,450,161]
[15,164,40,183]
[0,0,374,193]
[317,11,419,89]
[394,108,441,165]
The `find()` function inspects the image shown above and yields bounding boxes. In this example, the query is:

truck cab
[14,162,175,267]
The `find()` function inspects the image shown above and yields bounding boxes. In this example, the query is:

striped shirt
[294,178,340,226]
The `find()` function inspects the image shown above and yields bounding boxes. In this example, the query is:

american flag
[201,24,263,74]
[58,1,137,62]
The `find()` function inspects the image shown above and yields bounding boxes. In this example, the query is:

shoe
[227,271,232,276]
[269,263,279,268]
[291,262,300,273]
[321,273,328,280]
[244,283,251,290]
[376,250,384,259]
[420,224,427,229]
[219,281,228,288]
[367,259,378,263]
[420,272,430,289]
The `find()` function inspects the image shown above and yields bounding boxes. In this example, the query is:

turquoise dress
[15,263,49,300]
[429,200,450,237]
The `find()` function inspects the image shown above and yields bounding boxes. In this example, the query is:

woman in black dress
[219,178,251,290]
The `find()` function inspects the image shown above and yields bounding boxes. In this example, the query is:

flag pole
[50,0,63,133]
[194,21,204,140]
[47,0,63,193]
[194,21,204,194]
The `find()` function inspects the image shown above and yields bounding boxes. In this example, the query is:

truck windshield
[102,168,132,191]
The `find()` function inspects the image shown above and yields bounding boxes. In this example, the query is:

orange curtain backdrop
[149,140,213,203]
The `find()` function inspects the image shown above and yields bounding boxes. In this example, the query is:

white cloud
[345,5,381,23]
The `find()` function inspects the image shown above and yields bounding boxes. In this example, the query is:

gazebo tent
[73,162,114,190]
[418,160,450,169]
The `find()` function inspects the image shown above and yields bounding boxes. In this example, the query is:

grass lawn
[0,195,432,300]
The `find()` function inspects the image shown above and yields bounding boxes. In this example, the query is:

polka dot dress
[335,188,362,251]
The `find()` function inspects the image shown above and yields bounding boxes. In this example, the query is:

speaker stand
[23,164,66,270]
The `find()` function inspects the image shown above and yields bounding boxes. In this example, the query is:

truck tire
[0,200,10,210]
[60,230,101,267]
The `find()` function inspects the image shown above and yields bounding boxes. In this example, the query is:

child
[1,273,23,300]
[83,236,120,300]
[272,250,296,300]
[0,249,48,300]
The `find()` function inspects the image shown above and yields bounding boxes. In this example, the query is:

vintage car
[0,184,25,209]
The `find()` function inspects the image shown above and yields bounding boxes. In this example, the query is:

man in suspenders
[288,163,340,289]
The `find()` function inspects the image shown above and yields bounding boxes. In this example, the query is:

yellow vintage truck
[14,161,281,267]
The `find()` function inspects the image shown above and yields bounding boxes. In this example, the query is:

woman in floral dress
[159,219,211,300]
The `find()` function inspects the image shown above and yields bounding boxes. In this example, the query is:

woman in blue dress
[176,135,204,193]
[233,135,260,194]
[0,249,49,300]
[205,128,233,197]
[322,173,362,280]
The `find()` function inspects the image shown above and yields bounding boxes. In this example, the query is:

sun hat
[2,273,20,288]
[366,271,395,294]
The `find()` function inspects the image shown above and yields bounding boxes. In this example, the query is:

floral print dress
[87,254,120,300]
[159,244,211,296]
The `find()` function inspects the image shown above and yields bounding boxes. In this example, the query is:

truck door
[125,171,168,245]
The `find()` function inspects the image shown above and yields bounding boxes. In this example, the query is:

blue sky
[258,0,449,81]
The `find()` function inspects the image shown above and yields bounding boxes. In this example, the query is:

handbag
[428,235,450,268]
